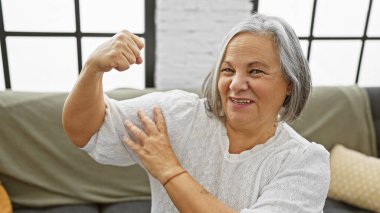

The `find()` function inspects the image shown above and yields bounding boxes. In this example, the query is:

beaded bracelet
[163,170,188,187]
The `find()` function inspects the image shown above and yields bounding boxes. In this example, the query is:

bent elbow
[62,117,90,148]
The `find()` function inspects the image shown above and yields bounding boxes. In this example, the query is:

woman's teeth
[231,99,253,104]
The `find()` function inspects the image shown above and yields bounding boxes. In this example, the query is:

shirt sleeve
[81,90,200,167]
[241,143,330,213]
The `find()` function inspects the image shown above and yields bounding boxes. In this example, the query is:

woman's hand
[85,30,144,74]
[123,107,185,184]
[124,107,236,213]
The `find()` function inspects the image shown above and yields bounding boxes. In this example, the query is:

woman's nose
[229,73,249,92]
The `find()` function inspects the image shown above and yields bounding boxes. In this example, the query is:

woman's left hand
[123,107,185,184]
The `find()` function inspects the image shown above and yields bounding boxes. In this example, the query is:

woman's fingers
[123,108,182,182]
[114,33,141,71]
[135,56,143,65]
[85,29,143,73]
[153,107,168,133]
[137,110,159,135]
[128,33,144,64]
[126,39,142,60]
[120,31,143,65]
[114,52,131,71]
[124,120,148,143]
[124,108,167,146]
[131,33,145,50]
[123,135,140,150]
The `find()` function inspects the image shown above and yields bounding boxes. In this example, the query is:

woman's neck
[226,121,278,154]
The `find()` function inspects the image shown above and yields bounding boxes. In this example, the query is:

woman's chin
[225,115,256,128]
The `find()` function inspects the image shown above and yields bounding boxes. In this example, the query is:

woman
[63,14,330,212]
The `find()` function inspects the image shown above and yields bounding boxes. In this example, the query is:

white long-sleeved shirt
[82,90,330,213]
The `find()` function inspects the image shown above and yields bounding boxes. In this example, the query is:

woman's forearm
[165,173,237,213]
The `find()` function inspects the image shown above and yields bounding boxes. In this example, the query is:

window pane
[359,41,380,86]
[7,37,78,92]
[314,0,369,36]
[309,40,361,86]
[0,43,4,90]
[2,0,75,32]
[80,0,144,33]
[299,40,309,58]
[81,37,145,91]
[367,0,380,36]
[258,0,313,37]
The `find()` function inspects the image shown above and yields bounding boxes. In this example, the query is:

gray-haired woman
[63,13,329,213]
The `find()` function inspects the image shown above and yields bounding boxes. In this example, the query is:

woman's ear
[286,82,293,96]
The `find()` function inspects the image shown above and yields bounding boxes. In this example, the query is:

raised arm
[62,30,144,148]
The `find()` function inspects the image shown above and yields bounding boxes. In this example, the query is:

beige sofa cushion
[328,144,380,212]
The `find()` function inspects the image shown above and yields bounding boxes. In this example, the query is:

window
[0,0,155,92]
[255,0,380,86]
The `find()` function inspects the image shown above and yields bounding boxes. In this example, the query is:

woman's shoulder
[163,89,201,101]
[281,122,326,147]
[114,89,202,111]
[275,122,329,163]
[154,89,204,111]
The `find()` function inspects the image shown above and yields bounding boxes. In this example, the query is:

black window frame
[0,0,155,89]
[252,0,380,84]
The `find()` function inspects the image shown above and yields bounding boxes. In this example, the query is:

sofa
[0,86,379,213]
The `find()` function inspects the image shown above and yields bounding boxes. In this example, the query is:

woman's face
[217,32,290,129]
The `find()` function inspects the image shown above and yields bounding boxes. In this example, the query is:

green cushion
[291,86,376,157]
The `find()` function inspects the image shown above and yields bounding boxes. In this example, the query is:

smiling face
[218,32,290,131]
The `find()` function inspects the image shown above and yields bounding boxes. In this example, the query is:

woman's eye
[250,69,264,75]
[221,68,234,73]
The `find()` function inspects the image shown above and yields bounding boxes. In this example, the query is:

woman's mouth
[230,97,255,105]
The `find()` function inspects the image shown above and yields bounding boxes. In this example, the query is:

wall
[155,0,252,89]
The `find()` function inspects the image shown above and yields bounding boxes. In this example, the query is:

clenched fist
[85,30,144,73]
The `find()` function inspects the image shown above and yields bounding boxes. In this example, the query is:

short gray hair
[202,13,311,123]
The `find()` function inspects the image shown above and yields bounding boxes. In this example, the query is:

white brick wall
[155,0,252,89]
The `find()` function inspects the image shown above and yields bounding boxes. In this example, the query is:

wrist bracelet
[163,170,188,187]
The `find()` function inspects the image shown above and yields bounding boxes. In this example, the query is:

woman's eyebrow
[222,61,270,69]
[248,61,269,69]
